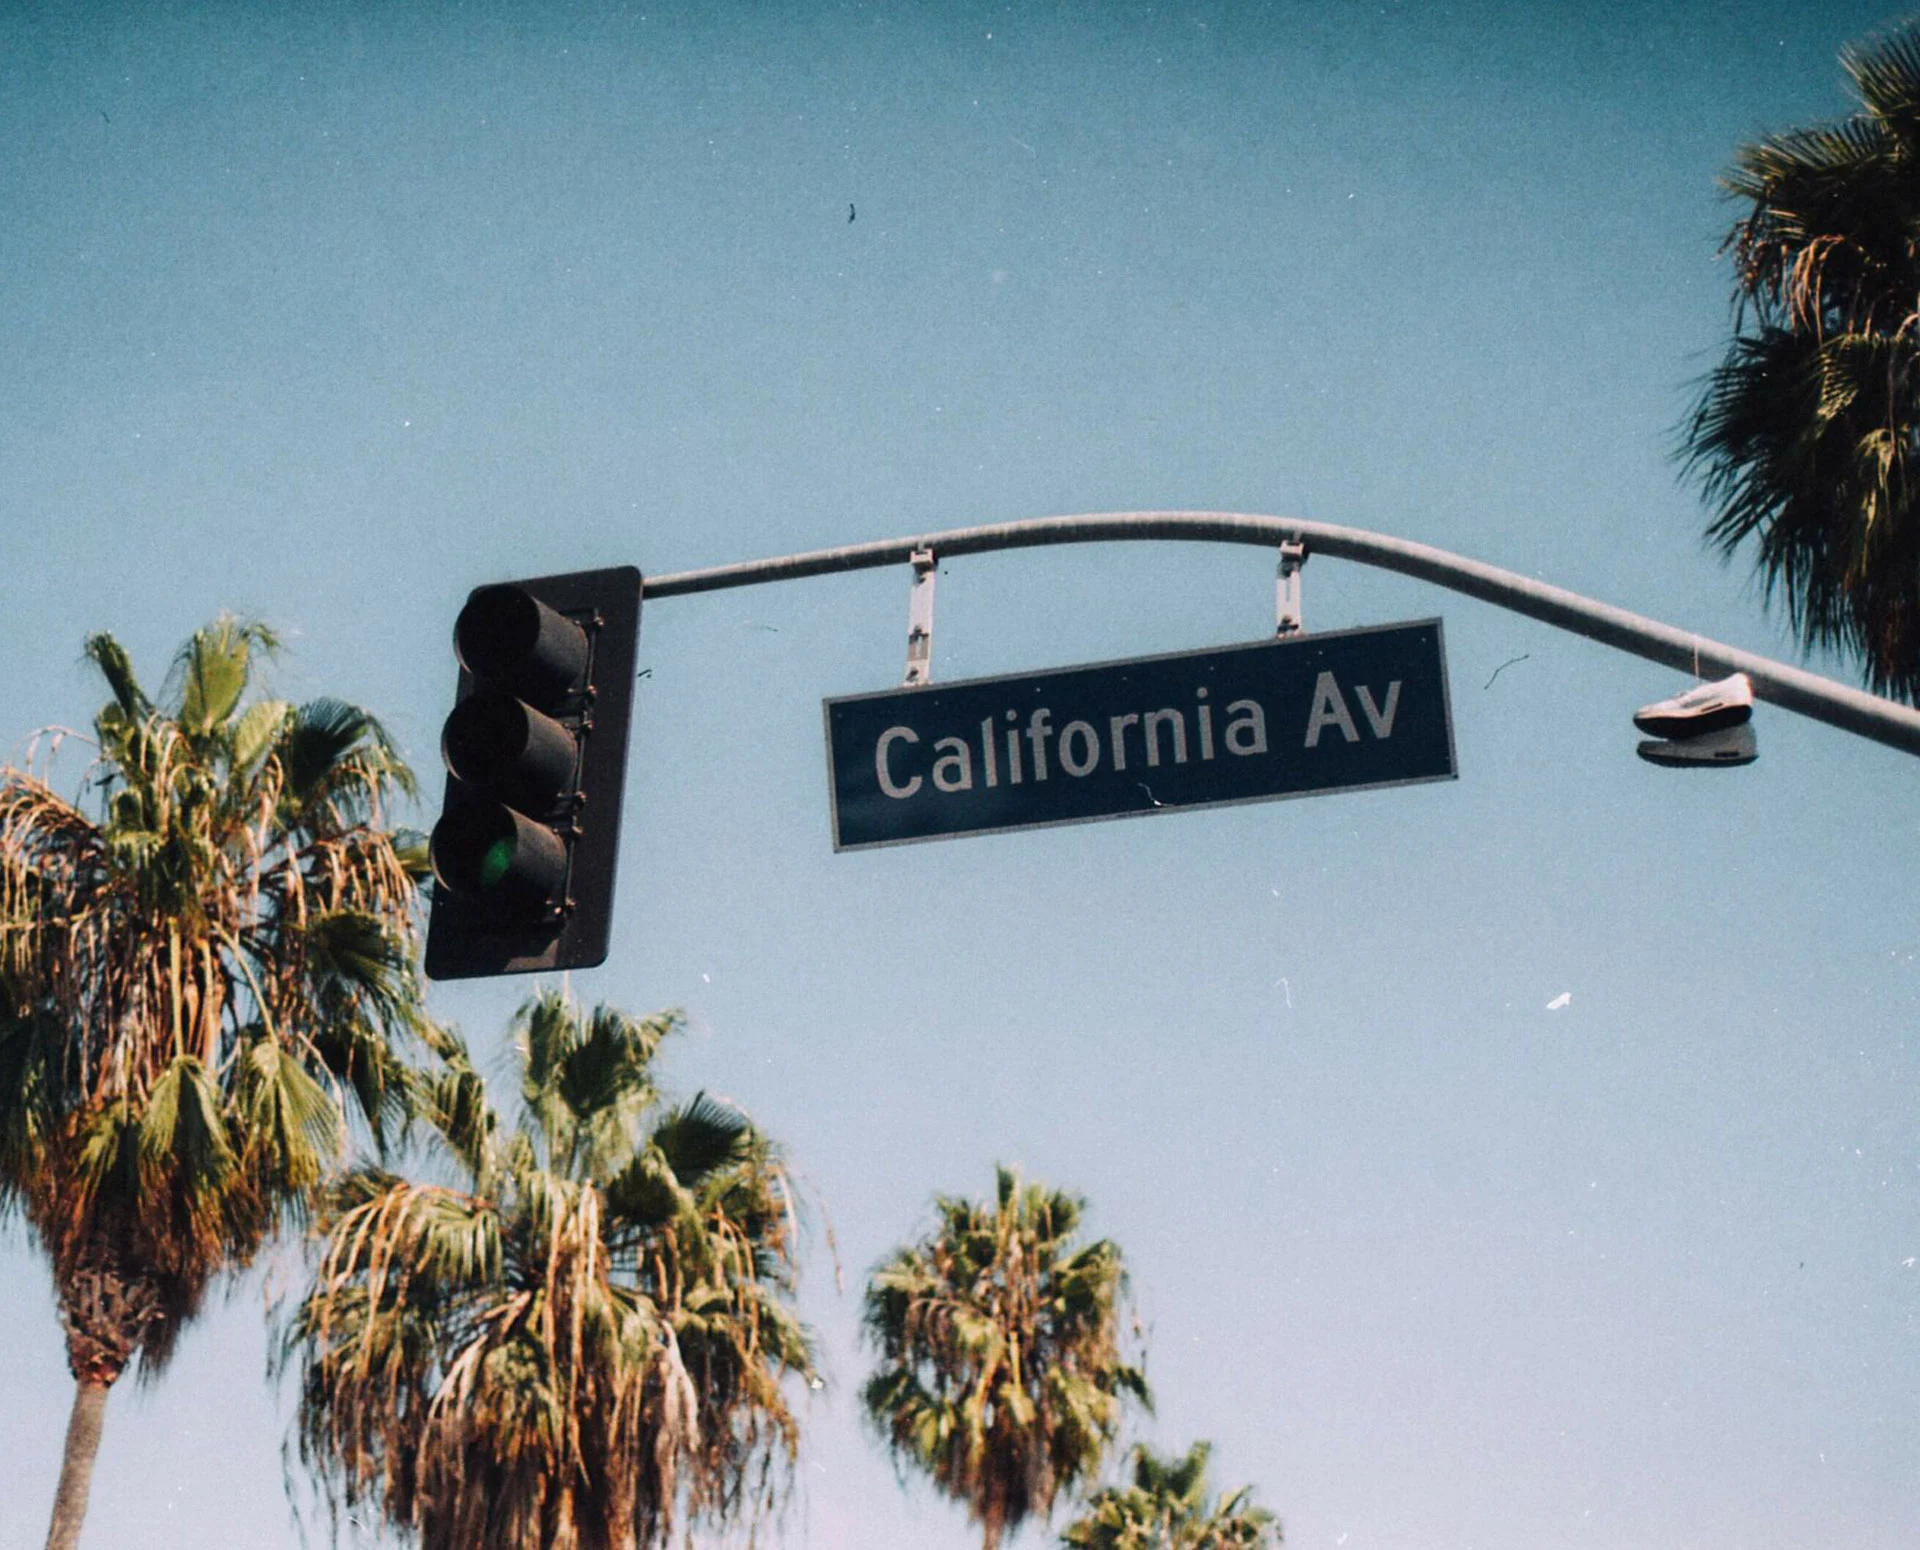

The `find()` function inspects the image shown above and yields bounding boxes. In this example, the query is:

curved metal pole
[644,511,1920,758]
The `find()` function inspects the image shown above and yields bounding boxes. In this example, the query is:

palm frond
[515,992,679,1180]
[411,1022,495,1180]
[600,1147,690,1235]
[137,1057,237,1236]
[389,826,431,883]
[69,1100,141,1215]
[170,616,276,739]
[650,1092,752,1190]
[1844,21,1920,145]
[279,697,417,825]
[81,633,151,726]
[0,1010,76,1192]
[235,1033,343,1202]
[229,698,292,776]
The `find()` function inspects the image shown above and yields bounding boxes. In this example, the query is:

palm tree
[0,619,425,1550]
[1061,1441,1280,1550]
[862,1166,1149,1550]
[281,990,816,1550]
[1682,19,1920,701]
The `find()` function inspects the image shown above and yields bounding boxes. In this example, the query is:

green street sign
[825,619,1455,850]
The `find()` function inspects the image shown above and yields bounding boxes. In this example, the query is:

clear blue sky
[3,2,1916,1547]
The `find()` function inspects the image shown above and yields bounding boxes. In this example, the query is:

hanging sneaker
[1632,672,1754,739]
[1636,723,1758,767]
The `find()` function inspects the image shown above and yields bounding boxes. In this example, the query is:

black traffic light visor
[442,688,578,805]
[454,584,590,706]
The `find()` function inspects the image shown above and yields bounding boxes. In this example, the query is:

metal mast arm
[643,511,1920,758]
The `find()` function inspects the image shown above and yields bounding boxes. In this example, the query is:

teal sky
[3,3,1917,1547]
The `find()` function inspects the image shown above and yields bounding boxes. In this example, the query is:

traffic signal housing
[425,566,642,980]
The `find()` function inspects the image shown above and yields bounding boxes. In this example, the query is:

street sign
[825,619,1455,850]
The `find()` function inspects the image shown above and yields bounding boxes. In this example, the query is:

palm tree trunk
[44,1378,109,1550]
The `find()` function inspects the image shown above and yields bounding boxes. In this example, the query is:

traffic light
[425,566,642,981]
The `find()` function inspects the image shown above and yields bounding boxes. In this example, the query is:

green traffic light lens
[430,800,565,910]
[479,836,515,888]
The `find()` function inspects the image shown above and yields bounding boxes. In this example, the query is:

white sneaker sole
[1636,724,1758,767]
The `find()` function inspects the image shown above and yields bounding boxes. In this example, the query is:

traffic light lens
[479,835,515,888]
[444,690,524,773]
[431,799,569,917]
[443,689,579,804]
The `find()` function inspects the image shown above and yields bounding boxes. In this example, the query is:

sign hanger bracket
[904,547,936,685]
[1277,540,1307,636]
